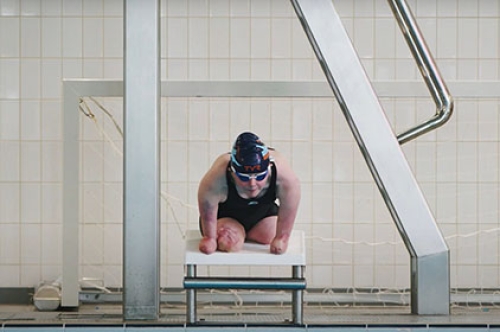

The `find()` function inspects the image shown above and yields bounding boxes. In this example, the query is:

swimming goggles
[231,165,268,182]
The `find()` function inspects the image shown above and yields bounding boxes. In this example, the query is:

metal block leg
[186,264,197,324]
[292,265,304,325]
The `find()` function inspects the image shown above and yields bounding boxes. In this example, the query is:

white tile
[250,0,270,17]
[479,0,498,17]
[103,0,122,16]
[437,0,457,17]
[477,142,498,182]
[167,141,188,182]
[41,59,62,99]
[250,58,270,79]
[103,141,122,182]
[82,142,104,182]
[353,18,374,59]
[21,142,41,182]
[104,58,123,78]
[41,101,62,141]
[291,99,312,141]
[41,223,61,265]
[478,19,498,58]
[188,141,209,182]
[0,183,20,223]
[478,59,499,80]
[457,142,477,182]
[270,58,291,80]
[477,183,498,225]
[62,58,83,79]
[83,58,103,78]
[230,59,250,79]
[230,18,250,58]
[0,59,21,99]
[21,265,41,286]
[167,18,188,58]
[0,224,20,264]
[311,265,333,287]
[250,18,270,58]
[83,0,103,16]
[436,142,457,182]
[1,265,20,287]
[0,100,20,140]
[291,19,313,59]
[42,142,62,182]
[21,59,40,99]
[83,18,103,57]
[455,265,477,288]
[82,183,103,225]
[21,223,41,264]
[311,183,333,223]
[332,264,353,288]
[436,183,457,225]
[333,183,354,223]
[63,0,82,16]
[353,264,374,287]
[0,142,20,181]
[333,223,353,262]
[271,18,291,58]
[188,100,209,141]
[62,18,83,57]
[188,17,208,58]
[167,0,188,17]
[103,17,122,57]
[458,18,478,58]
[230,0,250,17]
[21,0,40,16]
[104,183,122,224]
[41,183,62,224]
[21,18,40,57]
[477,266,498,288]
[270,99,292,140]
[41,18,62,57]
[457,183,477,224]
[103,223,122,265]
[41,0,62,16]
[0,0,20,16]
[456,101,477,141]
[209,59,230,79]
[0,18,19,57]
[82,223,104,265]
[374,18,395,59]
[188,59,208,80]
[458,0,478,16]
[416,142,437,182]
[477,224,498,265]
[437,18,457,58]
[103,266,122,287]
[20,183,41,224]
[209,0,230,17]
[20,100,40,141]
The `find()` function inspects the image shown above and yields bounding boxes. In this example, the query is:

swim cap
[231,132,270,174]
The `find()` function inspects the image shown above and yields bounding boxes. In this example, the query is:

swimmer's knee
[217,228,244,252]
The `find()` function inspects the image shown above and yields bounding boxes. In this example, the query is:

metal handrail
[388,0,454,144]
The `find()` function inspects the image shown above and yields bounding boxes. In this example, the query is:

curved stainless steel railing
[388,0,454,144]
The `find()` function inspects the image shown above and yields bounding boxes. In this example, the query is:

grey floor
[2,303,500,330]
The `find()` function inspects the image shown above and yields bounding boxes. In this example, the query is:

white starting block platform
[183,230,307,325]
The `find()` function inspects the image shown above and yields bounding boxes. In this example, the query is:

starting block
[183,229,307,324]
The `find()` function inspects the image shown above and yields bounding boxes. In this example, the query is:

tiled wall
[1,0,499,293]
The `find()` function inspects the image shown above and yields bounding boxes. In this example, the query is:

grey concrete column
[123,0,161,320]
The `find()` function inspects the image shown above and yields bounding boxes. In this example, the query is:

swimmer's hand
[270,236,289,255]
[199,237,217,254]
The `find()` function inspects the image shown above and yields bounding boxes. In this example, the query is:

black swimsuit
[217,162,279,233]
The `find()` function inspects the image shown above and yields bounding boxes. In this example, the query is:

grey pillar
[123,0,161,320]
[290,0,450,315]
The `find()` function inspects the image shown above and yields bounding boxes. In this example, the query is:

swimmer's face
[231,167,270,198]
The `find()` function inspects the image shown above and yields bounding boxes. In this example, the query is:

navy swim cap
[231,132,270,174]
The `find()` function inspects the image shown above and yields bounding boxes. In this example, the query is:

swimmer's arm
[197,155,228,254]
[272,155,301,254]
